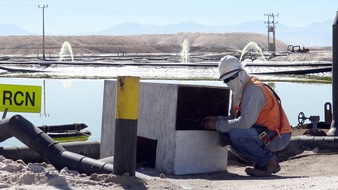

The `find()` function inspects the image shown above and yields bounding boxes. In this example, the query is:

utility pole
[38,5,48,60]
[264,13,278,52]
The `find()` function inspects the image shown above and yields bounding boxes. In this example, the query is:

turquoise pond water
[0,78,332,147]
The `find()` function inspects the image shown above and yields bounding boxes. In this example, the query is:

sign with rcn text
[0,84,42,113]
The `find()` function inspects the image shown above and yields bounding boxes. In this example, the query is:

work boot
[245,157,281,177]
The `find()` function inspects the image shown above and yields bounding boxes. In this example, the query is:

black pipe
[328,11,338,136]
[0,122,89,142]
[0,118,13,142]
[0,141,100,163]
[277,135,338,161]
[1,115,114,175]
[251,67,331,75]
[38,123,88,133]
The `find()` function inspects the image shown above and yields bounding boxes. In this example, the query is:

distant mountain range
[0,24,33,36]
[0,20,333,46]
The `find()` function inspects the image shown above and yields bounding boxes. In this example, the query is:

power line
[38,4,48,60]
[264,13,278,52]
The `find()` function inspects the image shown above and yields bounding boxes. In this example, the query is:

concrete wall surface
[101,80,229,175]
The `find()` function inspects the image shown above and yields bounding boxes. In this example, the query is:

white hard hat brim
[219,69,241,81]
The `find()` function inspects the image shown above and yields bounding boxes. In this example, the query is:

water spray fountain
[239,42,266,62]
[59,41,74,62]
[181,39,190,63]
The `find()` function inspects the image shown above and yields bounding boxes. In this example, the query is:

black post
[38,5,48,61]
[113,76,139,176]
[328,11,338,136]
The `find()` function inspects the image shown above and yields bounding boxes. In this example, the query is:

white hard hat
[218,55,242,81]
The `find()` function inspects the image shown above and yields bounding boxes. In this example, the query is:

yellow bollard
[113,76,140,176]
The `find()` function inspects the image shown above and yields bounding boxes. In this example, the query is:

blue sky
[0,0,337,35]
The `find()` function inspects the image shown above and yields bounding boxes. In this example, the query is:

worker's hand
[202,116,217,130]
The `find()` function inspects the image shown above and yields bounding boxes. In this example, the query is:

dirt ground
[137,151,338,190]
[0,33,289,55]
[1,147,337,190]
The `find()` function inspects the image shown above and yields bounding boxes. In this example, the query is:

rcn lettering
[2,91,35,106]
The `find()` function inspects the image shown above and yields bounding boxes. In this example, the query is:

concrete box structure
[101,80,230,175]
